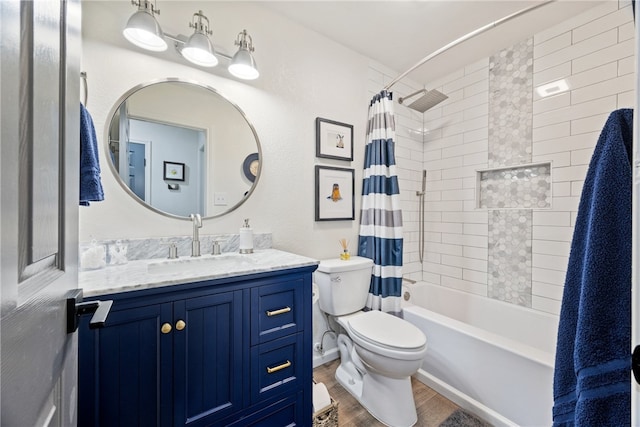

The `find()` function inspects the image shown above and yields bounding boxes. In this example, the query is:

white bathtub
[402,282,559,427]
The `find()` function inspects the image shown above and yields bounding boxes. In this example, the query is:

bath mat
[439,409,492,427]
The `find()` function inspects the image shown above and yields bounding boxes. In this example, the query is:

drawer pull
[266,360,291,374]
[266,306,291,317]
[161,323,172,334]
[175,320,186,331]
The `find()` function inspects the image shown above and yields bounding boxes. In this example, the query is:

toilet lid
[348,311,426,350]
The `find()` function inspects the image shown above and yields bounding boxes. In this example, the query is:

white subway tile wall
[367,1,634,316]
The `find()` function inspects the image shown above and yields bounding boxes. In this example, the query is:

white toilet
[315,256,428,427]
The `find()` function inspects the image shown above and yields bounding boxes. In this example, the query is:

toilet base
[335,361,418,427]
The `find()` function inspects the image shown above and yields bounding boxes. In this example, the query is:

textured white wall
[80,2,378,261]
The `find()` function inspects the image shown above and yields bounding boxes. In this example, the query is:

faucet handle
[166,242,178,259]
[211,239,227,256]
[168,243,178,259]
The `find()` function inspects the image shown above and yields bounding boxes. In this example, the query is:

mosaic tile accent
[478,163,551,209]
[486,38,535,307]
[488,38,533,167]
[488,210,532,307]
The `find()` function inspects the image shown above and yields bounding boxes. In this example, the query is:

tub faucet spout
[190,213,202,257]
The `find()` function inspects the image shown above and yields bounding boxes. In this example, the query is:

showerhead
[398,89,449,113]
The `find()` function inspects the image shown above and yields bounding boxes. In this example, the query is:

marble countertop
[79,249,319,297]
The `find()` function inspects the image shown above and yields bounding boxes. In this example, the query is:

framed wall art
[315,117,353,161]
[242,152,260,183]
[315,165,355,221]
[163,161,185,181]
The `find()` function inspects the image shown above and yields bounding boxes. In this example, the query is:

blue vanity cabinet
[78,302,175,426]
[78,265,315,427]
[78,289,244,427]
[173,291,244,426]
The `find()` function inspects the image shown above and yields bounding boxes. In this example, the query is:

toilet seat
[348,310,427,350]
[336,311,427,361]
[348,310,427,351]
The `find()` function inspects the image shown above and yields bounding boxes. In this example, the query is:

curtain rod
[383,0,555,91]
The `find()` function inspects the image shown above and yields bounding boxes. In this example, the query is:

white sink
[147,253,258,275]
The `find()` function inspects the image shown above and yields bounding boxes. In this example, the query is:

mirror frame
[103,77,262,220]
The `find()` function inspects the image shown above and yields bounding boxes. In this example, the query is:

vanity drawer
[225,393,304,427]
[251,279,303,345]
[250,333,303,405]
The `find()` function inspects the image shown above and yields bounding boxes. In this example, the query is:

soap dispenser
[239,218,254,254]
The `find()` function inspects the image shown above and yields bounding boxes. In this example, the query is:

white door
[1,0,81,425]
[128,141,148,201]
[634,3,640,425]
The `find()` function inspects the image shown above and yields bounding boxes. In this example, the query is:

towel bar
[80,71,88,106]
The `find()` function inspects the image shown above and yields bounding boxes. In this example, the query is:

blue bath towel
[553,109,633,426]
[80,103,104,206]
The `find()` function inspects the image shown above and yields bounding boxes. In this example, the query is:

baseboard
[413,369,517,427]
[312,347,339,368]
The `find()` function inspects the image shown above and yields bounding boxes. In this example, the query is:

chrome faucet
[189,213,202,257]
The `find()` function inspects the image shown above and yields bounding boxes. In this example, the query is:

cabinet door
[173,290,244,427]
[78,302,173,427]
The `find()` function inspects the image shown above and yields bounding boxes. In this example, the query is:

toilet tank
[314,256,374,316]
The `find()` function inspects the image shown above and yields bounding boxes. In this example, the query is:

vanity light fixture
[122,0,167,52]
[122,1,259,80]
[181,11,218,68]
[229,30,259,80]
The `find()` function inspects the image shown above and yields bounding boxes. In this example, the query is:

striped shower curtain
[358,90,403,314]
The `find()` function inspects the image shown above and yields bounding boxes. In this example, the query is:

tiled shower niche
[477,162,551,210]
[478,161,551,307]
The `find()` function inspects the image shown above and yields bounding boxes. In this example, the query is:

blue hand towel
[80,103,104,206]
[553,109,633,426]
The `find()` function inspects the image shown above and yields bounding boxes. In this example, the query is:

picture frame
[242,152,260,183]
[315,165,355,221]
[316,117,354,161]
[163,161,185,181]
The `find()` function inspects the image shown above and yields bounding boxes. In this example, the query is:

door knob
[175,320,186,331]
[161,323,172,334]
[66,289,113,333]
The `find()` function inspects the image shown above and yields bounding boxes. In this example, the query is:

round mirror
[105,79,261,219]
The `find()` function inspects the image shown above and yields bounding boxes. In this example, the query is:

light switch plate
[214,192,227,206]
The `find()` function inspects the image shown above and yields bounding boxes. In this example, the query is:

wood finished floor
[312,359,461,427]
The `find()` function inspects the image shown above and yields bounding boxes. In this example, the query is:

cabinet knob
[175,320,186,331]
[161,323,172,334]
